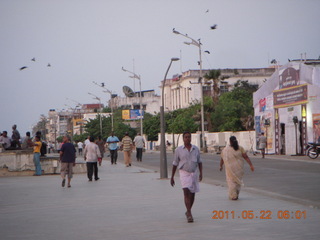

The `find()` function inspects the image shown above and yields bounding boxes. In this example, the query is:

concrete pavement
[1,154,320,240]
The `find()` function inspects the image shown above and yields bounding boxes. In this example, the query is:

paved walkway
[1,156,320,240]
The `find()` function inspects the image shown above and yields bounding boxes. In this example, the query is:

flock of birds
[172,9,217,58]
[19,10,215,72]
[19,57,51,71]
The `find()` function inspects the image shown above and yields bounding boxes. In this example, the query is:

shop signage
[279,67,299,89]
[273,84,308,108]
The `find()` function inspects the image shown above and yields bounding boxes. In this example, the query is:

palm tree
[204,69,224,105]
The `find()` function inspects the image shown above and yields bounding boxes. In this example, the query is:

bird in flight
[31,58,35,61]
[210,24,217,30]
[271,59,277,64]
[47,63,51,67]
[19,66,28,71]
[205,50,210,54]
[205,9,209,13]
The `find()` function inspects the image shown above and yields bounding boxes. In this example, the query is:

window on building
[203,85,211,97]
[220,85,229,94]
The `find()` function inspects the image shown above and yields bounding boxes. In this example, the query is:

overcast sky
[1,0,319,135]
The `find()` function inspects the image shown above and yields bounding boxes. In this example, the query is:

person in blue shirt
[106,131,120,165]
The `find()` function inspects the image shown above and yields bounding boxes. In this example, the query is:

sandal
[185,212,194,223]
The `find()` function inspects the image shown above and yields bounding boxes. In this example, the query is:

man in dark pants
[59,136,76,188]
[133,133,145,162]
[106,131,120,164]
[170,132,203,223]
[84,136,101,181]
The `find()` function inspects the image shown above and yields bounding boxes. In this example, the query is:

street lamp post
[88,92,103,137]
[103,89,114,131]
[160,57,180,179]
[92,81,114,131]
[173,29,207,152]
[122,67,143,135]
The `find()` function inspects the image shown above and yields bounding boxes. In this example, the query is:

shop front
[253,61,320,155]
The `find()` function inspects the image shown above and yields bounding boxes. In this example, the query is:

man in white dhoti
[170,132,203,223]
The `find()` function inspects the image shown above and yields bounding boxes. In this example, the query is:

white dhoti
[179,170,199,193]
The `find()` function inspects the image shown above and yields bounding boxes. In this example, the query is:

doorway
[280,123,285,155]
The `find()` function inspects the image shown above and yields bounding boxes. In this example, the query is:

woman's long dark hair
[230,136,239,151]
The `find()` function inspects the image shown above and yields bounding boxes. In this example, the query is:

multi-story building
[161,68,276,112]
[110,89,161,114]
[46,103,104,145]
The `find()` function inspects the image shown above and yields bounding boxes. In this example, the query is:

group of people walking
[59,132,145,187]
[3,125,255,224]
[32,130,253,223]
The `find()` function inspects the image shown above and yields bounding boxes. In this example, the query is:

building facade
[161,68,276,112]
[46,103,104,145]
[253,60,320,155]
[110,89,161,114]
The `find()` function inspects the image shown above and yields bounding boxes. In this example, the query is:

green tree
[56,136,64,143]
[211,81,257,131]
[204,69,229,105]
[143,112,160,141]
[167,108,198,134]
[72,133,88,143]
[84,109,137,140]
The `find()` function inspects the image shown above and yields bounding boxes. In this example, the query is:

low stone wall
[0,150,86,177]
[157,130,257,154]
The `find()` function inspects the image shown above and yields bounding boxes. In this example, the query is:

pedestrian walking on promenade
[106,131,120,164]
[59,136,76,188]
[121,132,133,167]
[96,136,105,166]
[220,136,254,200]
[170,131,203,223]
[77,141,84,156]
[258,132,267,158]
[84,136,101,181]
[133,133,145,161]
[32,135,42,176]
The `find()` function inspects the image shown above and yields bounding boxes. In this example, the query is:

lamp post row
[121,67,143,136]
[88,92,103,137]
[92,81,114,131]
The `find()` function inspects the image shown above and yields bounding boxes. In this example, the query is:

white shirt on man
[133,135,145,149]
[84,142,101,162]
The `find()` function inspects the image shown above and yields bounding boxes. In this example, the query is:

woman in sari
[220,136,254,200]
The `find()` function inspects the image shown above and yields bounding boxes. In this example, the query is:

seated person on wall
[21,132,33,150]
[0,131,13,150]
[11,124,21,149]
